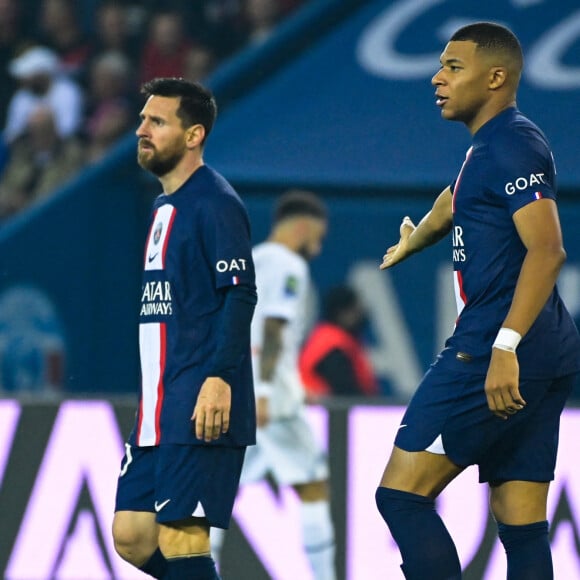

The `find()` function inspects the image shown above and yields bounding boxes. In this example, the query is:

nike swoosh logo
[148,253,159,263]
[154,499,171,512]
[398,424,408,430]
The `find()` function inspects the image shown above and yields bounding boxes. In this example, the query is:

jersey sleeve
[203,193,256,290]
[486,126,556,216]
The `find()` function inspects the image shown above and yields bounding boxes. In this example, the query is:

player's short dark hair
[450,22,523,72]
[323,285,359,323]
[273,190,327,224]
[141,77,217,143]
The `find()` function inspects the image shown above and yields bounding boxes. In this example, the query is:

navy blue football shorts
[114,443,246,528]
[394,363,576,485]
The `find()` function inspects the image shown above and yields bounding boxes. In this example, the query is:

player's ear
[185,124,205,149]
[488,66,507,90]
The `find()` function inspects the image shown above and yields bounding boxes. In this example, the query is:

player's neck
[269,225,301,254]
[467,98,517,135]
[159,156,205,195]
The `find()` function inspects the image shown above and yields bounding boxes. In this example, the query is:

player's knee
[375,486,433,529]
[112,517,156,566]
[112,529,142,565]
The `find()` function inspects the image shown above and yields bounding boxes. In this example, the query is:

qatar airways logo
[505,172,546,195]
[452,225,466,262]
[140,280,173,316]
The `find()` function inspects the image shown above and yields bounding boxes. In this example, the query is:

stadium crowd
[0,0,308,221]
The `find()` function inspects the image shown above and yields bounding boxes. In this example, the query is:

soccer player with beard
[375,22,580,580]
[212,190,337,579]
[112,77,257,580]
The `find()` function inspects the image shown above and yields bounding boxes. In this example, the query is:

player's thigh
[478,374,575,485]
[489,480,550,525]
[393,364,484,463]
[115,444,157,513]
[156,444,245,530]
[379,445,464,498]
[113,444,159,556]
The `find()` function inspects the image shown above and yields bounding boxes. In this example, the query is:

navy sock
[139,548,167,579]
[498,520,552,580]
[375,487,462,580]
[165,555,220,579]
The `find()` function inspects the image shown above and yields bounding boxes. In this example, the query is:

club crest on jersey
[215,258,248,273]
[284,275,299,296]
[153,221,163,245]
[504,173,546,195]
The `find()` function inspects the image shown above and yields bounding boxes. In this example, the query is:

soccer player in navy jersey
[376,22,580,580]
[111,78,257,579]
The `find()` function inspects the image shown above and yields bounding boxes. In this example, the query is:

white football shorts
[240,408,329,486]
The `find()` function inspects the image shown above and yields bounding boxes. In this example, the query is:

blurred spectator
[0,0,33,128]
[84,50,135,163]
[0,106,85,219]
[138,10,195,84]
[91,1,143,69]
[35,0,92,79]
[0,0,313,175]
[3,45,84,144]
[243,0,283,45]
[183,44,218,82]
[193,0,247,59]
[299,285,380,398]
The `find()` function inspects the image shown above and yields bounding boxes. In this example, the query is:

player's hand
[484,349,526,419]
[256,396,270,428]
[380,216,415,270]
[192,377,231,441]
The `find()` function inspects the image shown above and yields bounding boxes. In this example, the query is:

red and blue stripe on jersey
[137,204,176,445]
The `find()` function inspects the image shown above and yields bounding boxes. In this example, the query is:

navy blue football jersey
[129,165,256,447]
[441,107,580,378]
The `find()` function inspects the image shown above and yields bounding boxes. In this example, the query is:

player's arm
[255,317,286,426]
[260,317,286,380]
[193,284,257,441]
[380,186,453,269]
[485,198,566,419]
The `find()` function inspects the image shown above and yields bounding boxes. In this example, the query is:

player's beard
[137,140,185,177]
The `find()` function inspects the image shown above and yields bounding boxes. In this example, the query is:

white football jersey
[251,241,310,418]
